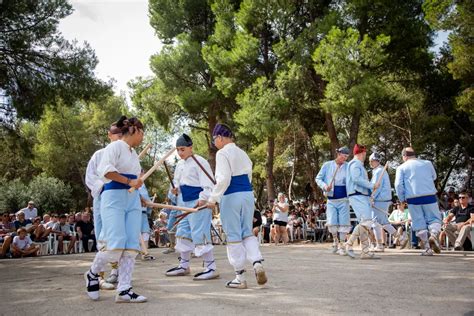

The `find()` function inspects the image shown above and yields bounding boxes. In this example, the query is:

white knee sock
[175,238,195,253]
[91,251,121,275]
[179,251,191,269]
[373,225,383,244]
[226,243,246,271]
[201,250,217,270]
[416,230,429,249]
[242,236,263,264]
[117,252,137,292]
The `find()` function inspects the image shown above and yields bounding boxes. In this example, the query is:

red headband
[353,144,366,155]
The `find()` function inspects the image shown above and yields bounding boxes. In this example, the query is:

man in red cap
[344,144,380,259]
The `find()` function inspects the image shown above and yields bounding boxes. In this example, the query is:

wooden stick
[129,147,176,193]
[371,161,389,198]
[147,202,206,213]
[171,205,209,230]
[327,164,341,192]
[137,143,152,160]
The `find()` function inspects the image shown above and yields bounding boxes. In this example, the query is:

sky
[59,0,162,95]
[59,1,450,96]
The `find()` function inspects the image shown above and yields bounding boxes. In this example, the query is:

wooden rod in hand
[137,143,152,160]
[129,147,176,193]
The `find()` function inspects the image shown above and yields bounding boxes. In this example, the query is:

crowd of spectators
[1,190,473,259]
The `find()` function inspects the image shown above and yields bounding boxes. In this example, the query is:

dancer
[394,147,442,256]
[344,144,379,259]
[165,134,219,280]
[138,179,155,260]
[85,123,122,289]
[316,146,351,255]
[84,116,147,303]
[369,153,407,251]
[206,124,267,289]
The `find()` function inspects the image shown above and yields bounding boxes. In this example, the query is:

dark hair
[59,214,67,219]
[116,116,144,135]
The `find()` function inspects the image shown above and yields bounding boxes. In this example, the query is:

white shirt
[13,236,32,250]
[85,148,105,198]
[97,140,141,183]
[174,155,214,201]
[273,202,289,222]
[209,143,253,204]
[19,207,37,220]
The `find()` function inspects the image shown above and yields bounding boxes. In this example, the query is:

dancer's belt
[103,173,137,191]
[407,194,437,205]
[180,185,203,202]
[224,174,253,195]
[328,185,347,200]
[348,191,368,197]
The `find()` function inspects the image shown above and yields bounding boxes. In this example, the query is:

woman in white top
[272,193,289,245]
[84,116,147,303]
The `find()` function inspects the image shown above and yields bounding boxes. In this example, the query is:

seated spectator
[74,212,82,223]
[41,213,51,225]
[1,212,15,258]
[18,201,38,220]
[13,211,35,235]
[45,214,59,229]
[12,228,39,258]
[443,192,474,250]
[52,214,77,254]
[76,212,96,252]
[388,202,410,248]
[30,216,52,243]
[67,214,76,232]
[153,212,169,247]
[253,208,262,237]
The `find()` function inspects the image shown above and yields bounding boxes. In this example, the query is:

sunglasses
[459,196,467,199]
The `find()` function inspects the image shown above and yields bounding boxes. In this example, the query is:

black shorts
[274,220,287,227]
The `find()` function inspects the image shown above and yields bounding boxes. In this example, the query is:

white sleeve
[198,158,215,201]
[85,152,104,198]
[209,151,232,204]
[97,144,120,183]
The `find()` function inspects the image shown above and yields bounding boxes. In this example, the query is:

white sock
[180,251,191,269]
[201,251,216,270]
[226,243,246,271]
[117,253,136,292]
[90,252,111,275]
[242,236,263,264]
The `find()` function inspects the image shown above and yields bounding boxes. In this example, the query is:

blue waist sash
[180,185,203,202]
[407,194,437,205]
[103,174,137,191]
[224,174,253,196]
[328,185,347,200]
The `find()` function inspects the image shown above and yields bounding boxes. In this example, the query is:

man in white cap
[395,147,442,256]
[369,152,407,251]
[19,201,37,220]
[316,146,351,255]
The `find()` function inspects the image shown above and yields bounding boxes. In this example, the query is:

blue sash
[103,174,137,191]
[180,185,203,202]
[328,185,347,200]
[224,174,253,195]
[407,194,437,205]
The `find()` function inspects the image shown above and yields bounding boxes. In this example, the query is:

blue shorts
[166,210,180,232]
[372,201,391,225]
[175,196,212,245]
[326,199,350,226]
[141,213,150,234]
[407,203,442,231]
[220,191,254,243]
[100,189,141,252]
[349,195,372,222]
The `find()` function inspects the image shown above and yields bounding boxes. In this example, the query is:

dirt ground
[0,243,473,316]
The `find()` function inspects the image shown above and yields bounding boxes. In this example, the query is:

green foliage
[313,27,391,114]
[0,175,73,214]
[0,0,112,120]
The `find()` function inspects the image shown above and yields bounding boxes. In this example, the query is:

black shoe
[454,245,463,251]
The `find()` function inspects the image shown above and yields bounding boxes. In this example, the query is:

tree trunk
[207,113,217,172]
[348,109,361,153]
[288,131,297,200]
[266,136,276,203]
[325,112,339,158]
